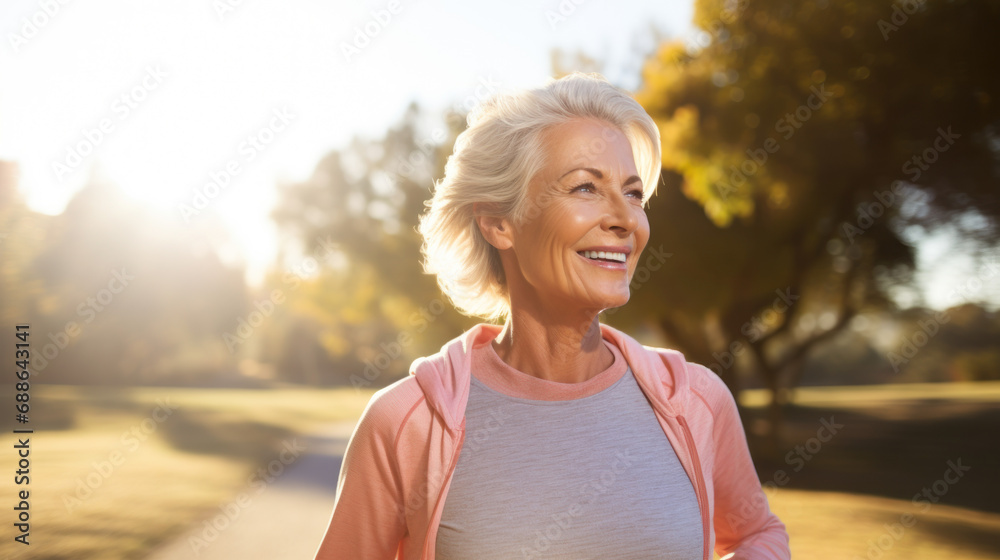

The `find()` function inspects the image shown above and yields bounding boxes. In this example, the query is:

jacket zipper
[678,416,711,560]
[421,425,465,560]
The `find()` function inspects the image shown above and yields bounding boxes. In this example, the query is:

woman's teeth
[581,250,626,263]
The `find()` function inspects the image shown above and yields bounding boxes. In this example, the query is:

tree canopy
[266,0,1000,403]
[607,0,1000,407]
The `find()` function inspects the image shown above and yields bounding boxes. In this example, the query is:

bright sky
[0,0,691,281]
[1,0,994,309]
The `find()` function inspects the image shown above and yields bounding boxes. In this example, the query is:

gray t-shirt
[434,340,703,560]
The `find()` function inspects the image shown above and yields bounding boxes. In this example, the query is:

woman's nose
[603,189,639,234]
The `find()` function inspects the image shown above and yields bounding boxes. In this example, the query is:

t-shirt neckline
[470,337,629,401]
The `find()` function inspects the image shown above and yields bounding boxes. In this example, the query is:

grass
[740,381,1000,515]
[0,384,375,560]
[739,379,1000,408]
[740,380,1000,558]
[768,488,1000,559]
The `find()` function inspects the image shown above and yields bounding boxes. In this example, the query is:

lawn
[742,380,1000,559]
[768,487,1000,559]
[0,384,375,560]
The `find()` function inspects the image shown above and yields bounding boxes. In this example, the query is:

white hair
[417,72,662,321]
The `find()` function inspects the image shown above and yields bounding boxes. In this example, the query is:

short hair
[417,72,662,321]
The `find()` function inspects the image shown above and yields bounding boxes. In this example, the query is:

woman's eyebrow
[559,167,642,186]
[560,167,603,179]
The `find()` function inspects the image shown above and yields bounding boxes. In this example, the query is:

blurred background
[1,0,999,558]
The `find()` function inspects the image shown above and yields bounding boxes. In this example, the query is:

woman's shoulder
[681,359,732,398]
[352,375,428,440]
[602,324,728,396]
[637,343,736,408]
[625,338,724,387]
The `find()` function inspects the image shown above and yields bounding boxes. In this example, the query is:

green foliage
[0,162,48,330]
[268,103,477,385]
[893,303,1000,382]
[609,0,1000,401]
[7,176,247,385]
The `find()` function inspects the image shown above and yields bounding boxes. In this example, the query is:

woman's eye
[571,182,595,193]
[626,188,644,199]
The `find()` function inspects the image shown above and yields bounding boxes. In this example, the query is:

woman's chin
[600,301,628,313]
[584,292,631,313]
[544,285,631,315]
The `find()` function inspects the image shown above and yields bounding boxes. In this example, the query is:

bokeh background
[2,0,999,558]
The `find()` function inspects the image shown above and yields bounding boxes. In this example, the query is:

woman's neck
[491,310,613,384]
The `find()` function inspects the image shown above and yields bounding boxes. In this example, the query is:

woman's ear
[473,202,514,250]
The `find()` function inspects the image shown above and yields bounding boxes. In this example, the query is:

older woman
[315,72,790,560]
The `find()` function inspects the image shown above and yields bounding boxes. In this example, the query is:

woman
[314,72,790,559]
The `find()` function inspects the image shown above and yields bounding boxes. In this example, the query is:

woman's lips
[576,251,627,270]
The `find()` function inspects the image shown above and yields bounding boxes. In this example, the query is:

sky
[1,0,690,278]
[1,0,995,310]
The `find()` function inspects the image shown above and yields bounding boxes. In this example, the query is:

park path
[144,419,358,560]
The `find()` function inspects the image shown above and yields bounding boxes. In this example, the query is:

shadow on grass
[745,399,1000,516]
[157,409,296,463]
[28,399,77,430]
[75,385,152,412]
[918,516,1000,556]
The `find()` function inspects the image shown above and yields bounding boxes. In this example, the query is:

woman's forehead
[539,119,637,175]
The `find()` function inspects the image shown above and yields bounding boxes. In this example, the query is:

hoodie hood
[410,322,693,432]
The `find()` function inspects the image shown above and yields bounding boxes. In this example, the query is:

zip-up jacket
[315,322,791,560]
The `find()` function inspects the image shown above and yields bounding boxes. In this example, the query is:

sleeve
[314,390,409,560]
[699,366,791,559]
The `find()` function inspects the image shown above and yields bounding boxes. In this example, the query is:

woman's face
[500,118,650,315]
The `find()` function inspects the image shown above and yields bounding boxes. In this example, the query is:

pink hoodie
[315,322,790,560]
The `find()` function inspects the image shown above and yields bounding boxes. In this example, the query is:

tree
[24,173,247,385]
[609,0,1000,442]
[269,103,476,385]
[0,161,50,333]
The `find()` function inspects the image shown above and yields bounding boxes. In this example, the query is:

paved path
[145,420,357,560]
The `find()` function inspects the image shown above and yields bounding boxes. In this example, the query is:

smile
[578,250,627,263]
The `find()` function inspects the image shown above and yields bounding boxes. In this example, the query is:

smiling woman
[472,118,650,351]
[313,72,790,560]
